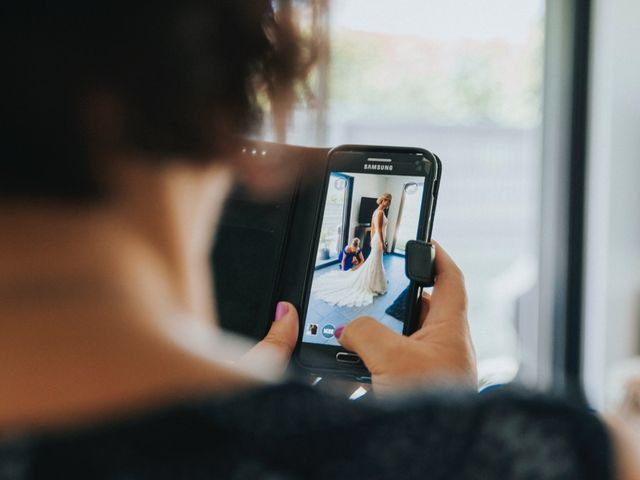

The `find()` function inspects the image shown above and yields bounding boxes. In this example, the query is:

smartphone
[294,145,441,379]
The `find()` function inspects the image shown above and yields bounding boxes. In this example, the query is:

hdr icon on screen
[321,324,336,338]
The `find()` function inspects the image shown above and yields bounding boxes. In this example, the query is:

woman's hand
[238,302,299,377]
[606,413,640,480]
[335,242,477,393]
[239,243,476,392]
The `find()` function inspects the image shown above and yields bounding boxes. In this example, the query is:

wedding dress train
[313,216,388,308]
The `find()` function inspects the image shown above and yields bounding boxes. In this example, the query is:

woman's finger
[425,241,468,327]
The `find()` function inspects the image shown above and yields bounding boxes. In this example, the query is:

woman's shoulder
[0,383,614,480]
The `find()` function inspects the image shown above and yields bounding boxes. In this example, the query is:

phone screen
[301,151,432,348]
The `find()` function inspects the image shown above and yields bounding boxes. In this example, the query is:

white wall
[583,0,640,409]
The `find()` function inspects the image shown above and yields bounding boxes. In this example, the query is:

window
[270,0,547,385]
[316,173,352,267]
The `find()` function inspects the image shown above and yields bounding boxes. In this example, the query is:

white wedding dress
[313,211,388,307]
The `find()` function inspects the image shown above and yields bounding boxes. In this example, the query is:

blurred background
[261,0,640,411]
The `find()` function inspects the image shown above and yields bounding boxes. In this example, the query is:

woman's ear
[233,147,298,198]
[231,141,327,199]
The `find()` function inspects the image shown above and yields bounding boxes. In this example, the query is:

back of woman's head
[1,1,308,200]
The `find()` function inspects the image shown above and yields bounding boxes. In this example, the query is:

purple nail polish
[275,302,288,321]
[334,326,344,339]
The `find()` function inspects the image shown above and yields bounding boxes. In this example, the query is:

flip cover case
[211,141,330,339]
[211,141,441,343]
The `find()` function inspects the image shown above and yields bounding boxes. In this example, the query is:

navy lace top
[338,246,362,270]
[0,383,613,480]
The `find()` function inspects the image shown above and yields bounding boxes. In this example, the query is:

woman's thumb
[239,302,299,377]
[262,301,299,355]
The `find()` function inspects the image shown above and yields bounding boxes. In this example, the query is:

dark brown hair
[0,1,312,200]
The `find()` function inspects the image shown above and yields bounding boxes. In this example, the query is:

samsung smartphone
[295,145,441,379]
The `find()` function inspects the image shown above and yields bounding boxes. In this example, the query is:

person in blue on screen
[339,238,365,271]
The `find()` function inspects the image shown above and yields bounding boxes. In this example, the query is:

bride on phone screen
[312,193,391,307]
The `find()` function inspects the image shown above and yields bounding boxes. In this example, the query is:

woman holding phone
[0,2,635,479]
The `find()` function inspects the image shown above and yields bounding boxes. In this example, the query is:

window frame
[535,0,592,397]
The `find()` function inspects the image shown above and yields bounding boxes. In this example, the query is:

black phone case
[211,141,330,340]
[211,142,442,376]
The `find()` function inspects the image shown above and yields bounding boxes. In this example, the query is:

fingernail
[334,326,344,339]
[275,302,289,321]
